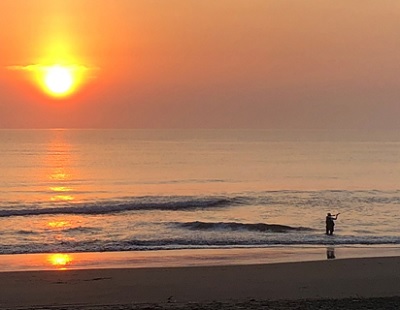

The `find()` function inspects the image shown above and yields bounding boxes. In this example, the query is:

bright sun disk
[44,65,74,95]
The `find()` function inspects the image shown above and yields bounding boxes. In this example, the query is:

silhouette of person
[326,213,340,235]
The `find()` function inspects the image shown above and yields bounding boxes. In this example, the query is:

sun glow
[44,65,73,95]
[39,64,83,98]
[8,60,93,99]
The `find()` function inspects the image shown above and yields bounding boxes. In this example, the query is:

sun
[7,60,95,98]
[44,65,74,96]
[8,59,94,98]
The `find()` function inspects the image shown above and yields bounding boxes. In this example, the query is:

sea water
[0,129,400,255]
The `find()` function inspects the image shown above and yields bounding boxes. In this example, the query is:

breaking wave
[0,196,244,218]
[175,221,313,233]
[1,236,399,255]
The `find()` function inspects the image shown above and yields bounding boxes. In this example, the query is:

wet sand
[1,256,400,309]
[1,246,399,272]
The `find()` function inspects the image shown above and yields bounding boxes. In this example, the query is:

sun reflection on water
[44,132,77,202]
[50,194,74,201]
[48,253,73,270]
[48,220,70,228]
[49,186,71,192]
[49,184,74,201]
[50,169,70,181]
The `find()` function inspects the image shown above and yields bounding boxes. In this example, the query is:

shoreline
[0,245,398,272]
[0,256,399,308]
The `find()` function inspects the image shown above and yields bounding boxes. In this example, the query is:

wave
[2,190,400,218]
[175,221,313,233]
[17,230,38,235]
[0,196,244,218]
[63,227,101,234]
[1,236,399,255]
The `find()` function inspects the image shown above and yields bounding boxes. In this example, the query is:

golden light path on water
[47,253,73,270]
[43,131,81,269]
[46,136,75,202]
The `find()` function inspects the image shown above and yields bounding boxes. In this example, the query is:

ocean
[1,129,400,255]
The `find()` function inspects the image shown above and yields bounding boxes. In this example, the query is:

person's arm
[334,213,340,220]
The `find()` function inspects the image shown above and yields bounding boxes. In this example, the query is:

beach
[4,0,400,306]
[1,255,400,309]
[1,130,400,309]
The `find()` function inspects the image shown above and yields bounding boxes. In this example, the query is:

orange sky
[1,1,400,129]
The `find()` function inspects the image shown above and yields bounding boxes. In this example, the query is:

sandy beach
[1,256,400,309]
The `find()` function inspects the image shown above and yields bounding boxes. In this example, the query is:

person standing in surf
[326,213,340,235]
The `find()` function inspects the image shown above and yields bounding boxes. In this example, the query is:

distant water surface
[0,129,400,254]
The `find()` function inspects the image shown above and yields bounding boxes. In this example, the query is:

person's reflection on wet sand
[327,247,335,259]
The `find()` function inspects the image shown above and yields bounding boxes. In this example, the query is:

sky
[1,0,400,129]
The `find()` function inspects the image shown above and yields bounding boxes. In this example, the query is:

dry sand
[1,256,399,309]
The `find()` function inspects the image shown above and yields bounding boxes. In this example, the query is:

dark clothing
[326,216,335,235]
